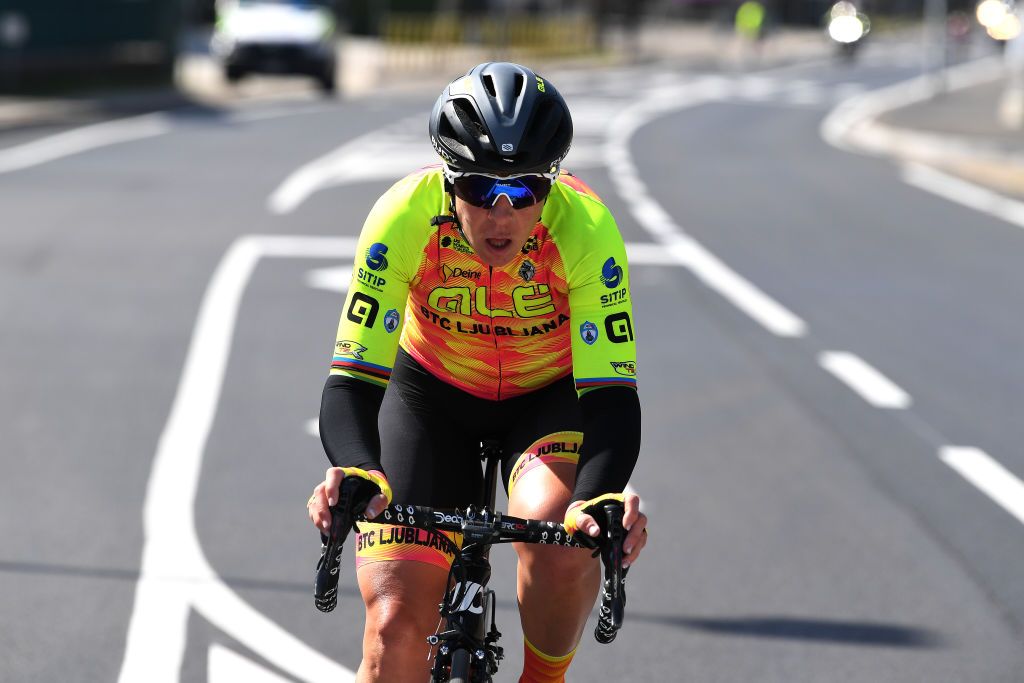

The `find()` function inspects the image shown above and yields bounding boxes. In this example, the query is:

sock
[519,636,576,683]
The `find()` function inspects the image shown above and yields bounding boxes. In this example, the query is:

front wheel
[447,648,472,683]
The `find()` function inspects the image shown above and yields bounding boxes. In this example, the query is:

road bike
[314,440,629,682]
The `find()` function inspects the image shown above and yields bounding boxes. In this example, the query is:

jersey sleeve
[330,174,433,387]
[563,204,638,396]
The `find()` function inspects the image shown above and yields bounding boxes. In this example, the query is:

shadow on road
[633,613,947,648]
[0,559,360,598]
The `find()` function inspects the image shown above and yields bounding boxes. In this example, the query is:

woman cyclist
[307,61,649,683]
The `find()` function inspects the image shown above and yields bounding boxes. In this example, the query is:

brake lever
[314,477,379,613]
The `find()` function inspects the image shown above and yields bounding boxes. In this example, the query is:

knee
[517,542,599,585]
[363,598,435,666]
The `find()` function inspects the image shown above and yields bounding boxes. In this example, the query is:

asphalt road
[2,41,1024,682]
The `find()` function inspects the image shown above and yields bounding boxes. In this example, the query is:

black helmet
[429,62,573,175]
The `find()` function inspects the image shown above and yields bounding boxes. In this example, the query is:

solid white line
[209,644,291,683]
[119,235,358,683]
[902,162,1024,230]
[604,79,808,338]
[0,113,172,175]
[819,351,912,409]
[941,447,1024,526]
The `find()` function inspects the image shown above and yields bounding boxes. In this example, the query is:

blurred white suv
[211,0,337,93]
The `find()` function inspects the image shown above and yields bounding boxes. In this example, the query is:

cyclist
[307,61,648,683]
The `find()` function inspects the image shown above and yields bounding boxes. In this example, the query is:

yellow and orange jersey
[330,166,637,400]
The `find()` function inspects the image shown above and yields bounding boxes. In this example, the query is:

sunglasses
[446,169,556,210]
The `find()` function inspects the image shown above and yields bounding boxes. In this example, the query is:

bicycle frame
[425,440,505,682]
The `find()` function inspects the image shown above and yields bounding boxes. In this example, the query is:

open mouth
[486,238,512,250]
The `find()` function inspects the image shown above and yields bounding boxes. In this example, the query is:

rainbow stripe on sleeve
[574,377,638,392]
[331,357,392,388]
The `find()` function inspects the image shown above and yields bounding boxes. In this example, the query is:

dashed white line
[940,447,1024,526]
[819,351,912,409]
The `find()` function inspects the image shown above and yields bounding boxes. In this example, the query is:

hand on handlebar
[564,492,648,569]
[307,466,392,533]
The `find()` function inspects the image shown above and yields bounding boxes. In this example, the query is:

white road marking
[119,235,359,683]
[604,78,808,338]
[306,418,320,438]
[306,265,352,293]
[820,56,1001,155]
[209,644,291,683]
[818,351,912,409]
[267,114,425,214]
[0,113,172,175]
[940,447,1024,526]
[902,162,1024,230]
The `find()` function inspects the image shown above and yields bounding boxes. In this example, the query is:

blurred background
[0,0,1019,96]
[3,1,1024,682]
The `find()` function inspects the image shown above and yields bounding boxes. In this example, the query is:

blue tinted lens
[453,175,552,209]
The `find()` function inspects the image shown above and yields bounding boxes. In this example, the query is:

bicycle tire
[447,647,473,683]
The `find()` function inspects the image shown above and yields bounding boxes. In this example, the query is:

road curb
[821,56,1024,196]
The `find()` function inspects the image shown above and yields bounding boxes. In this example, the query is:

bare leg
[508,461,602,656]
[355,560,449,682]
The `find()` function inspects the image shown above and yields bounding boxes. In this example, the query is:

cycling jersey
[330,166,638,400]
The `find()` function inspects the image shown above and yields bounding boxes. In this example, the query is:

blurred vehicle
[826,1,870,62]
[210,0,337,93]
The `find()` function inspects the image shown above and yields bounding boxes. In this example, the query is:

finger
[364,493,388,520]
[325,467,345,506]
[575,511,601,537]
[308,485,331,531]
[622,493,642,530]
[622,514,648,568]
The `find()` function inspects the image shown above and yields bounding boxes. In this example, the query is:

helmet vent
[482,74,497,97]
[513,72,525,95]
[453,99,489,143]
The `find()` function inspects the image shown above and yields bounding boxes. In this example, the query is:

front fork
[428,554,503,681]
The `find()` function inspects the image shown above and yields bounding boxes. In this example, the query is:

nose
[488,195,515,220]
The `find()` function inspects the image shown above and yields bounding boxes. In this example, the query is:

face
[455,194,545,267]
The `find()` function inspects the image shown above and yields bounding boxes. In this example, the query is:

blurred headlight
[977,0,1010,28]
[829,15,865,43]
[987,11,1022,39]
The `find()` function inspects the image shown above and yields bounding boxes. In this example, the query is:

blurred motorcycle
[827,1,871,62]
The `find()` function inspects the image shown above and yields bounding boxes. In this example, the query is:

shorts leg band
[508,431,583,496]
[354,522,462,571]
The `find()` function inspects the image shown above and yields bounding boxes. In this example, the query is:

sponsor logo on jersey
[605,311,633,343]
[439,235,472,254]
[501,143,514,153]
[441,264,482,282]
[610,361,636,376]
[521,235,539,254]
[335,340,367,360]
[580,321,599,345]
[347,292,379,328]
[600,257,623,289]
[519,260,536,282]
[365,243,389,272]
[383,308,400,333]
[600,287,628,307]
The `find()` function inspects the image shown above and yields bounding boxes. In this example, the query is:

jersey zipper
[488,265,502,400]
